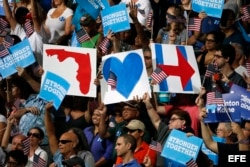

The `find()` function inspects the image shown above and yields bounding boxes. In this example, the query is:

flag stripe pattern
[205,63,218,77]
[246,62,250,76]
[98,38,112,54]
[0,18,9,31]
[0,44,9,57]
[149,140,162,152]
[146,10,153,27]
[187,17,201,31]
[3,35,14,48]
[206,91,224,105]
[241,6,250,21]
[186,158,198,167]
[151,66,168,84]
[22,137,30,155]
[24,21,34,38]
[76,28,90,43]
[107,71,117,90]
[33,154,46,167]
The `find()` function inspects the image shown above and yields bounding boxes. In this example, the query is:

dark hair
[29,127,44,139]
[14,7,29,24]
[68,127,90,152]
[62,96,88,111]
[171,110,192,127]
[120,134,137,152]
[9,35,22,45]
[220,9,236,28]
[206,30,225,45]
[7,150,28,165]
[216,44,236,65]
[10,75,34,99]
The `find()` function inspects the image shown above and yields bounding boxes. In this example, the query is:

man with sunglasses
[45,102,92,167]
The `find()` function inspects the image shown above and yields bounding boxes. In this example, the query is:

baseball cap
[125,119,145,131]
[80,14,95,26]
[122,100,141,110]
[62,157,85,167]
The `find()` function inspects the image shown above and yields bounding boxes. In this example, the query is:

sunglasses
[59,140,73,144]
[27,132,40,138]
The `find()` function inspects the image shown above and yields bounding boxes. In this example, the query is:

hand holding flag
[33,154,46,167]
[76,28,90,43]
[24,21,34,38]
[22,137,30,155]
[0,44,10,58]
[149,140,162,153]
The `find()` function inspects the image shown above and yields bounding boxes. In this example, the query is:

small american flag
[107,71,117,90]
[205,63,217,77]
[149,140,162,152]
[187,17,201,32]
[186,158,198,167]
[241,6,250,21]
[33,154,46,167]
[98,38,112,54]
[151,66,168,84]
[0,18,8,31]
[146,10,153,27]
[0,44,9,57]
[3,35,14,48]
[22,137,30,155]
[246,62,250,76]
[76,28,90,43]
[206,91,224,105]
[23,21,34,38]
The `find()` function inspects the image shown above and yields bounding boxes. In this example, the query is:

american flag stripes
[241,6,250,21]
[151,66,168,84]
[0,44,9,57]
[187,17,201,32]
[0,18,8,31]
[186,158,198,167]
[23,21,34,38]
[149,140,162,152]
[3,35,14,48]
[107,71,117,90]
[22,137,30,155]
[98,38,112,54]
[205,63,217,77]
[206,91,224,105]
[146,10,153,27]
[246,62,250,76]
[33,154,46,167]
[76,28,90,43]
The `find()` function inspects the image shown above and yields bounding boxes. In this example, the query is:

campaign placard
[192,0,225,18]
[0,39,36,78]
[161,129,203,166]
[101,4,130,37]
[39,71,70,110]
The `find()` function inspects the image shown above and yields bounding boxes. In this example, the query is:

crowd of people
[0,0,250,166]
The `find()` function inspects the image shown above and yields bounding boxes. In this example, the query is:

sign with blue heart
[101,49,151,104]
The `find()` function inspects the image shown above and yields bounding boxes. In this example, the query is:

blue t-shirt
[116,159,142,167]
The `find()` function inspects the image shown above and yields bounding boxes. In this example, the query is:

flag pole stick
[223,104,233,122]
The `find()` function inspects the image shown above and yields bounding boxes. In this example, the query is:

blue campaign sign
[202,136,226,165]
[161,129,203,166]
[101,4,130,37]
[76,0,101,19]
[230,84,250,120]
[0,39,35,78]
[39,71,70,110]
[0,0,14,16]
[192,0,225,18]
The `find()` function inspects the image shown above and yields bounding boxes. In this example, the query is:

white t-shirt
[28,32,44,66]
[10,23,26,40]
[45,7,73,44]
[26,147,48,167]
[120,0,152,26]
[0,114,6,123]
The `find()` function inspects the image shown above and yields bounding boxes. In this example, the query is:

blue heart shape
[103,52,143,98]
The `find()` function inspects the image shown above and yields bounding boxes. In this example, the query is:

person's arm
[199,107,218,153]
[98,103,111,138]
[3,0,17,31]
[1,117,14,149]
[16,67,40,93]
[0,120,6,144]
[231,122,249,151]
[44,102,58,155]
[142,92,161,130]
[30,0,41,32]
